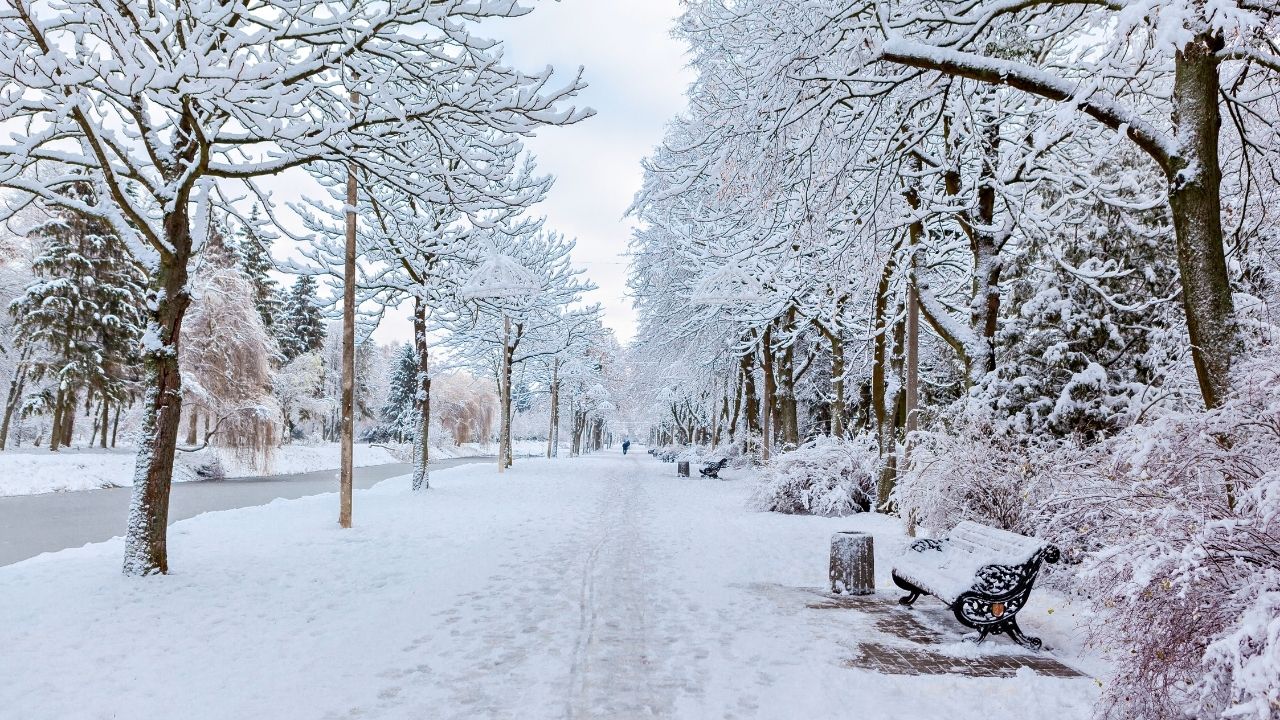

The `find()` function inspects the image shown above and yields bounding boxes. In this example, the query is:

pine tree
[7,181,146,451]
[378,343,418,443]
[279,275,326,361]
[235,206,282,337]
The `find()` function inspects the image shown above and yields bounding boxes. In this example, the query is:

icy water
[0,457,491,566]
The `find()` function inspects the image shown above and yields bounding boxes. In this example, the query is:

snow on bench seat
[892,521,1046,605]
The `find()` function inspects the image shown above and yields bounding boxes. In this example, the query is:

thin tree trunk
[60,389,76,448]
[99,399,110,449]
[877,301,907,512]
[830,331,846,437]
[740,351,759,454]
[186,406,198,446]
[728,364,743,443]
[760,329,774,462]
[547,359,559,459]
[1,357,30,451]
[498,316,512,472]
[49,386,65,452]
[111,404,121,448]
[411,297,431,492]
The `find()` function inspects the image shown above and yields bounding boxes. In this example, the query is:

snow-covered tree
[179,226,278,468]
[376,343,418,444]
[272,351,328,443]
[279,276,327,362]
[6,182,145,452]
[235,206,283,341]
[0,0,589,574]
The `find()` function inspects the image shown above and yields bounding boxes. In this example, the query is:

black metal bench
[699,458,729,478]
[891,521,1060,650]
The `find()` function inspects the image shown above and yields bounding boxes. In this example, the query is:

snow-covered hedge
[750,435,876,516]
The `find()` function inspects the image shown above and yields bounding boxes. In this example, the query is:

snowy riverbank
[0,440,548,497]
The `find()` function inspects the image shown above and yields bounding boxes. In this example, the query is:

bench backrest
[947,521,1045,566]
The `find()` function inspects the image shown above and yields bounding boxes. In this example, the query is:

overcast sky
[368,0,693,346]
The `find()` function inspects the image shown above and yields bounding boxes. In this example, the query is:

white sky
[369,0,693,346]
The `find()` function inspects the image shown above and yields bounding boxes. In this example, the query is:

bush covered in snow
[895,421,1094,537]
[750,435,877,516]
[1042,357,1280,720]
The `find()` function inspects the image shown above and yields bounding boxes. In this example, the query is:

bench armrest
[908,538,944,553]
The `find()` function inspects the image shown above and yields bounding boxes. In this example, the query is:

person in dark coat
[622,440,631,455]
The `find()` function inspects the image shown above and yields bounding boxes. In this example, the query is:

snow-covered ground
[0,450,1100,719]
[0,440,547,497]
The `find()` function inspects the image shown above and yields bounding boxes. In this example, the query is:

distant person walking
[622,440,631,455]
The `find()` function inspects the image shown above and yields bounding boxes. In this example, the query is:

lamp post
[460,254,540,473]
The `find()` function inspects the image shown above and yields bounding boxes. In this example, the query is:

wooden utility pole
[339,85,357,529]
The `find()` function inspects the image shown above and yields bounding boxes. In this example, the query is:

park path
[0,449,1097,720]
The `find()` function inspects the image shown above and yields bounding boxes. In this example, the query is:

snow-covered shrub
[895,421,1091,536]
[750,435,877,516]
[1046,357,1280,720]
[175,452,225,482]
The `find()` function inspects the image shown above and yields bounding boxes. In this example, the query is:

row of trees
[0,0,612,575]
[627,2,1279,717]
[630,0,1278,489]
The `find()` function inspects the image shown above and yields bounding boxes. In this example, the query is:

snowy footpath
[0,450,1099,719]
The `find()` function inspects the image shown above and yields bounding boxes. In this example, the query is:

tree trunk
[1169,34,1234,409]
[971,121,1001,378]
[60,389,76,448]
[760,329,774,462]
[1,357,29,451]
[186,406,198,446]
[123,235,192,575]
[111,404,121,448]
[775,316,799,447]
[829,331,846,437]
[48,386,65,452]
[740,352,759,454]
[99,399,110,449]
[547,359,559,459]
[411,297,431,492]
[877,301,907,512]
[498,316,513,472]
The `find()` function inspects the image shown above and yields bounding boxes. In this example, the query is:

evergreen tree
[279,275,326,361]
[8,181,146,451]
[378,343,418,443]
[235,206,282,336]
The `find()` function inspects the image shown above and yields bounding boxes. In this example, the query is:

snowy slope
[0,452,1100,719]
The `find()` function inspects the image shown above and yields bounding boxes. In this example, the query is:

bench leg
[891,573,925,606]
[1001,618,1043,651]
